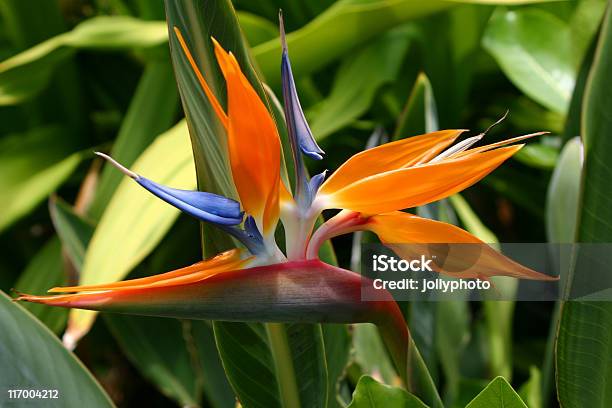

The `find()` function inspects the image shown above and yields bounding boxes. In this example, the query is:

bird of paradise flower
[17,14,556,392]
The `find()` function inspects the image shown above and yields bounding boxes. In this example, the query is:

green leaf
[448,194,498,245]
[104,315,201,407]
[252,0,453,89]
[49,196,96,271]
[13,238,68,334]
[518,366,542,408]
[353,324,399,385]
[308,26,413,140]
[323,324,352,408]
[0,126,82,233]
[0,291,113,407]
[513,143,559,170]
[0,16,168,105]
[68,121,194,341]
[347,376,428,408]
[465,377,527,408]
[214,322,328,408]
[189,321,237,408]
[483,8,575,114]
[238,12,278,46]
[545,137,582,242]
[556,7,612,408]
[393,73,438,140]
[89,60,179,219]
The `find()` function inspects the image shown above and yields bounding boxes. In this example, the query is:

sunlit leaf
[0,16,168,104]
[465,377,527,408]
[67,121,194,342]
[308,26,413,140]
[0,127,82,233]
[483,8,575,114]
[252,0,453,89]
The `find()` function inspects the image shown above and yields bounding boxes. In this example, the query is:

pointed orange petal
[320,145,522,214]
[173,28,228,129]
[212,39,281,234]
[367,211,557,281]
[320,130,464,195]
[48,249,249,293]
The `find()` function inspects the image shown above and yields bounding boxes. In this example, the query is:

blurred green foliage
[0,0,609,407]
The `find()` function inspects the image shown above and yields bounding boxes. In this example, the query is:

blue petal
[137,177,243,226]
[307,170,327,203]
[244,216,264,243]
[280,14,324,161]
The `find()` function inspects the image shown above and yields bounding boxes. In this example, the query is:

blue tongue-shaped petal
[280,12,324,161]
[95,152,243,226]
[136,178,243,225]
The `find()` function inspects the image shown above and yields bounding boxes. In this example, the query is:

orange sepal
[367,211,557,281]
[320,130,464,195]
[212,38,281,234]
[173,28,228,129]
[46,249,251,293]
[320,145,522,214]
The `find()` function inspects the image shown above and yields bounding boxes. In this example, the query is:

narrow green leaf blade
[13,238,68,334]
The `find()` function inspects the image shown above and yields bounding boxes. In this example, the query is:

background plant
[0,0,609,407]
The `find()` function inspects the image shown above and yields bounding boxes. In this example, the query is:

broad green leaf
[347,376,428,408]
[67,121,194,341]
[353,324,399,385]
[465,377,527,408]
[483,8,575,114]
[518,366,542,408]
[13,238,68,334]
[0,16,168,105]
[556,7,612,408]
[104,315,200,407]
[308,26,413,140]
[0,126,82,233]
[238,12,278,46]
[89,60,179,219]
[252,0,453,89]
[0,291,113,407]
[49,196,95,270]
[393,73,438,140]
[545,137,582,242]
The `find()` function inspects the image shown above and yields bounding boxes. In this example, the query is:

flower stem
[266,323,301,408]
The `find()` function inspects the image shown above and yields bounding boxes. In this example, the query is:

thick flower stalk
[17,15,556,397]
